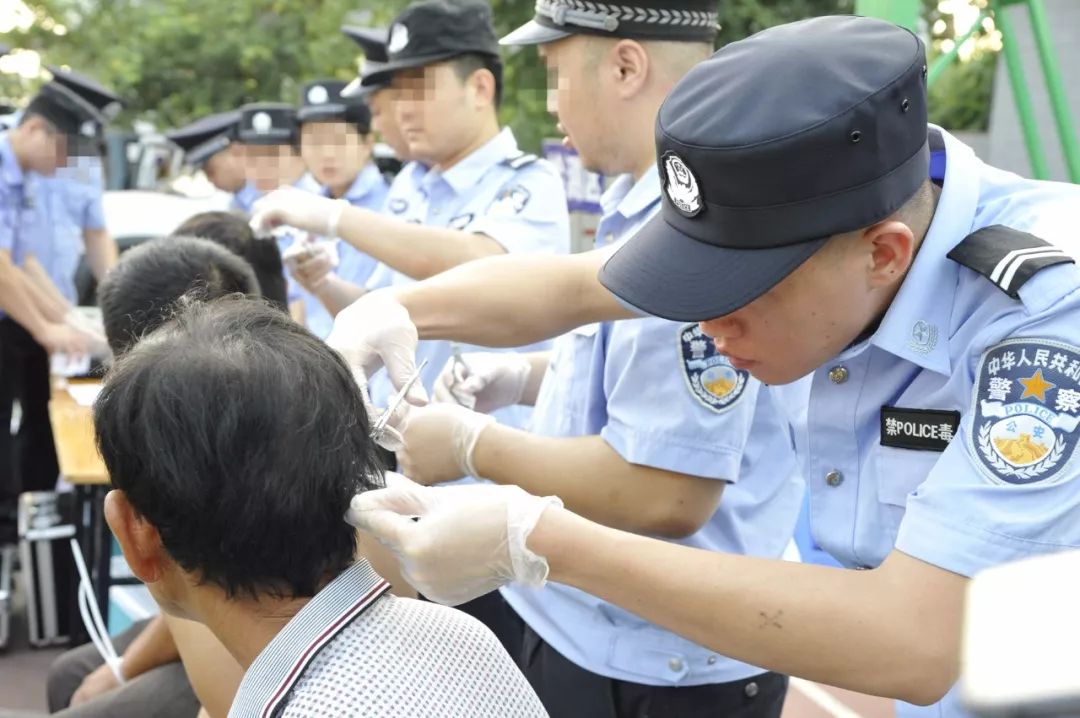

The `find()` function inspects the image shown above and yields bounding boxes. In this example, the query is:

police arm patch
[969,338,1080,485]
[678,324,749,413]
[488,185,531,217]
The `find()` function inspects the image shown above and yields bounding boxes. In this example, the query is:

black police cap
[46,65,124,120]
[25,82,107,138]
[166,110,241,166]
[341,25,390,63]
[360,0,500,88]
[599,15,930,322]
[297,80,372,132]
[502,0,719,46]
[237,103,298,146]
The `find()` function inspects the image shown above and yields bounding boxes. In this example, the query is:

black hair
[450,53,504,108]
[97,236,260,356]
[94,296,384,600]
[174,212,289,310]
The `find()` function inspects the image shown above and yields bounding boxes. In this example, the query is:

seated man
[173,211,289,312]
[93,297,547,717]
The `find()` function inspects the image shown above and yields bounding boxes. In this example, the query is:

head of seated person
[173,211,289,311]
[97,236,262,356]
[95,297,382,657]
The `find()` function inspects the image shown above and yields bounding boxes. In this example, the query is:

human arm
[22,255,72,318]
[82,228,118,281]
[0,250,90,354]
[433,351,550,410]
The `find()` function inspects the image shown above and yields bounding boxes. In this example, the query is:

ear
[104,490,169,584]
[468,68,497,110]
[610,39,650,99]
[861,220,917,289]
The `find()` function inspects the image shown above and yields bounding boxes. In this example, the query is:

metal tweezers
[369,359,428,441]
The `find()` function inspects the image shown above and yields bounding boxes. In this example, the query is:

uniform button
[745,681,759,698]
[707,655,717,665]
[828,365,849,384]
[605,233,616,244]
[668,658,684,672]
[825,470,844,487]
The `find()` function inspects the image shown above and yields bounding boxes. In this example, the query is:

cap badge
[662,152,703,218]
[307,85,330,105]
[252,112,273,134]
[388,23,409,54]
[79,121,97,138]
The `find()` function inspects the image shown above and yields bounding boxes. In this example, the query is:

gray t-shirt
[228,560,547,718]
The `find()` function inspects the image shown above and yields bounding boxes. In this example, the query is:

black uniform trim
[506,152,538,170]
[946,225,1073,299]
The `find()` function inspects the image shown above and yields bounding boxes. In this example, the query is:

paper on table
[67,383,103,407]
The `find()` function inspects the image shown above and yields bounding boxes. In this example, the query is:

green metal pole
[1025,0,1080,183]
[927,10,988,87]
[994,0,1051,179]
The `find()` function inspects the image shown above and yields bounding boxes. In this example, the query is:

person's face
[539,36,616,174]
[368,88,410,161]
[203,145,247,194]
[300,121,374,194]
[697,226,914,386]
[21,117,68,175]
[241,143,306,193]
[392,61,487,166]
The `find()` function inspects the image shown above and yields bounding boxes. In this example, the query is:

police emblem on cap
[679,324,748,413]
[970,338,1080,485]
[251,112,273,134]
[79,120,96,138]
[307,85,330,105]
[662,152,702,217]
[388,23,409,54]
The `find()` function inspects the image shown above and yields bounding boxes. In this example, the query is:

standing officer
[340,25,413,167]
[251,0,570,407]
[0,82,104,506]
[288,80,388,337]
[389,3,797,716]
[165,110,254,206]
[344,15,1080,717]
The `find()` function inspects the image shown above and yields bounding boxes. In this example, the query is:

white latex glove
[396,403,496,484]
[249,186,347,237]
[347,478,562,605]
[282,236,338,291]
[433,351,531,413]
[63,310,109,357]
[327,290,428,405]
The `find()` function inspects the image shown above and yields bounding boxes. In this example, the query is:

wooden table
[48,379,116,644]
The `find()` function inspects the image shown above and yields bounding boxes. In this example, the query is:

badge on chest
[880,407,960,452]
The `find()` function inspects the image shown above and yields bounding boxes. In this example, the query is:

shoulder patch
[946,225,1073,299]
[969,338,1080,486]
[678,324,749,413]
[506,152,538,170]
[488,185,531,217]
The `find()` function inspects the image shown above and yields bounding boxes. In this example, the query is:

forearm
[22,256,72,317]
[337,207,505,280]
[519,352,551,406]
[119,615,180,678]
[529,508,964,704]
[83,229,118,281]
[0,254,51,336]
[314,274,367,316]
[394,250,633,347]
[473,426,720,538]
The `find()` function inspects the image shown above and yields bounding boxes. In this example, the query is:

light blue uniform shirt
[0,132,33,321]
[230,182,262,216]
[364,128,571,434]
[501,171,804,687]
[29,157,107,303]
[296,163,390,339]
[769,129,1080,717]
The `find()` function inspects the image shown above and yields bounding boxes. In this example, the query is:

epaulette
[946,224,1073,299]
[505,151,537,170]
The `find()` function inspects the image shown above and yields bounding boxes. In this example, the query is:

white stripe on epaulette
[536,0,719,32]
[506,152,538,170]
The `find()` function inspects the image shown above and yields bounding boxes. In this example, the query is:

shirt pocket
[872,447,941,551]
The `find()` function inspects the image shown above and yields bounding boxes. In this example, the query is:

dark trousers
[520,624,788,718]
[0,318,59,505]
[46,618,200,718]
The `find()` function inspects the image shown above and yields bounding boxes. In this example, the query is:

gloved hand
[327,290,428,405]
[283,236,338,292]
[249,186,348,237]
[433,351,531,414]
[347,478,562,605]
[396,403,496,484]
[63,310,109,357]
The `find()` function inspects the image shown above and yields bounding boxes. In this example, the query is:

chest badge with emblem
[970,338,1080,485]
[679,324,748,413]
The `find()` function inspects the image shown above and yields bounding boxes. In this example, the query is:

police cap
[599,15,930,322]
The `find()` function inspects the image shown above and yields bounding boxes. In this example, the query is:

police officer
[343,15,1080,717]
[340,25,412,167]
[31,67,120,308]
[286,80,388,338]
[251,0,570,408]
[385,3,795,716]
[0,82,104,505]
[165,109,252,204]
